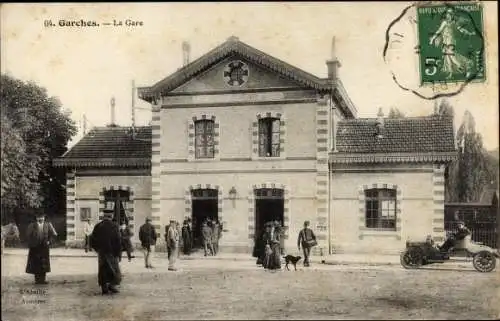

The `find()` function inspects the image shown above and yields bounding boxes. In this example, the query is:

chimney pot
[182,41,191,66]
[376,108,384,138]
[326,36,340,84]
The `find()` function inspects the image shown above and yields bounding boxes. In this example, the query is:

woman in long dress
[263,222,281,270]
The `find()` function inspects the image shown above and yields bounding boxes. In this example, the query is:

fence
[445,224,498,249]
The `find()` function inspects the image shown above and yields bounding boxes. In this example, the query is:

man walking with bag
[297,220,317,267]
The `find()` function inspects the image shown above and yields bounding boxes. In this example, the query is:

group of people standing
[200,218,223,257]
[254,220,317,271]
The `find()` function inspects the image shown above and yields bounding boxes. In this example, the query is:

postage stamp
[417,2,485,85]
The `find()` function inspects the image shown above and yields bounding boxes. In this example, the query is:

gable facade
[55,37,456,255]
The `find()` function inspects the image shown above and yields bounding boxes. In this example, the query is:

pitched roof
[331,115,457,163]
[53,126,151,168]
[138,36,331,100]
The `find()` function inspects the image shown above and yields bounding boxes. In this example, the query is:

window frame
[364,188,397,231]
[79,207,92,221]
[258,117,281,157]
[194,119,215,159]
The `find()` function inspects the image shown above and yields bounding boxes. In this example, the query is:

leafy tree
[388,107,405,118]
[445,110,494,202]
[1,74,77,225]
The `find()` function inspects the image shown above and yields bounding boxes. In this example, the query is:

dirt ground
[1,255,499,320]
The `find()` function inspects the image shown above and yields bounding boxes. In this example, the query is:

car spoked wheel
[400,248,423,269]
[473,251,496,273]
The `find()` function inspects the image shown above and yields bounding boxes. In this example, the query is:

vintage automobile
[400,233,499,272]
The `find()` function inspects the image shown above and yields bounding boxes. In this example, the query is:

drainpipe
[328,95,335,255]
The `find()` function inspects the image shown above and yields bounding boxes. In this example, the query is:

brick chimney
[376,108,384,138]
[107,97,117,127]
[326,36,341,86]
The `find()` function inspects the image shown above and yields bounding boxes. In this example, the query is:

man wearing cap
[438,221,471,253]
[91,209,122,295]
[139,217,157,269]
[166,219,180,271]
[25,213,58,285]
[297,220,317,267]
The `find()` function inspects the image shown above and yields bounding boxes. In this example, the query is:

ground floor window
[365,188,397,230]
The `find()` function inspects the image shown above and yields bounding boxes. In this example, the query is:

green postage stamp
[417,2,485,85]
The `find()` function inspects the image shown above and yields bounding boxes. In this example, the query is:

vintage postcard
[1,2,498,320]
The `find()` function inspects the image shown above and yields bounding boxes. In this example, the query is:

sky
[1,2,498,150]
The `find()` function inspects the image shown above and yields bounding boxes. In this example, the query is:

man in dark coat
[139,217,157,269]
[181,220,192,255]
[91,210,122,295]
[25,213,57,284]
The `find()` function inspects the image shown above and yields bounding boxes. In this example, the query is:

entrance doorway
[104,189,130,226]
[254,188,285,238]
[191,188,218,248]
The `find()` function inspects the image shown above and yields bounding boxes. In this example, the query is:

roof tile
[336,115,455,153]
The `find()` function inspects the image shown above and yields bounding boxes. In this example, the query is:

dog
[283,255,302,271]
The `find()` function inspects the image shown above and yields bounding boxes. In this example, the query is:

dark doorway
[104,189,130,226]
[191,188,218,248]
[254,188,285,238]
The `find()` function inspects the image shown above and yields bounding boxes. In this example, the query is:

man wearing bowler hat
[91,209,122,295]
[25,212,58,285]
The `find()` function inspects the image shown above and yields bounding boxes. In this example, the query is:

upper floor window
[258,117,280,157]
[365,188,397,230]
[195,119,215,159]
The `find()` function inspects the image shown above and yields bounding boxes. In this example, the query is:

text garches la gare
[53,19,143,27]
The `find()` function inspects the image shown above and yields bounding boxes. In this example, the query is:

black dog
[283,255,302,271]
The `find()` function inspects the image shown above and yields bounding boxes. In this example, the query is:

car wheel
[400,247,423,269]
[473,251,496,273]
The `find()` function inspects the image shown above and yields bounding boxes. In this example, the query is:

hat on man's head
[304,220,310,226]
[103,211,114,218]
[145,217,152,222]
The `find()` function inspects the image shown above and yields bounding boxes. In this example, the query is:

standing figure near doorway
[181,219,192,255]
[201,221,213,256]
[253,226,266,265]
[274,220,285,256]
[298,220,317,267]
[263,222,281,270]
[119,223,134,262]
[211,220,221,256]
[166,220,180,271]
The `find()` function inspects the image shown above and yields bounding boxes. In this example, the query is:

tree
[437,99,455,118]
[445,110,493,202]
[0,74,77,224]
[388,107,405,118]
